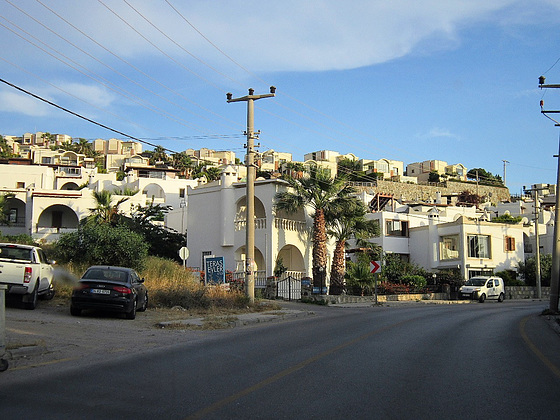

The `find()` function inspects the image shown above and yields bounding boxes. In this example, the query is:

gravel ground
[1,296,307,379]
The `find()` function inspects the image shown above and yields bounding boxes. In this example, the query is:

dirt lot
[2,296,292,378]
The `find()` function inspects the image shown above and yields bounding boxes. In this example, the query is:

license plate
[90,288,110,295]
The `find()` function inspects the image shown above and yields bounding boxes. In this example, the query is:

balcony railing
[234,218,267,231]
[274,218,307,232]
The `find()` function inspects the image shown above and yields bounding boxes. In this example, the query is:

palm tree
[345,256,375,296]
[274,164,356,291]
[89,190,128,224]
[326,198,379,295]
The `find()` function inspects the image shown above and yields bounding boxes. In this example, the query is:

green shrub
[402,274,427,290]
[53,222,148,271]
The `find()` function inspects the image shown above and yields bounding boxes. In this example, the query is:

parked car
[0,243,55,309]
[458,276,505,303]
[70,266,148,319]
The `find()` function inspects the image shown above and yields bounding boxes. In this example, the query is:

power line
[0,77,180,154]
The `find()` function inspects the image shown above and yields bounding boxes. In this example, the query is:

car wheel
[138,291,148,312]
[125,299,137,320]
[498,293,504,302]
[41,284,56,301]
[0,359,8,372]
[23,283,39,310]
[70,306,81,316]
[478,293,486,303]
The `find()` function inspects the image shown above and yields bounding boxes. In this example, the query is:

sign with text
[205,256,225,284]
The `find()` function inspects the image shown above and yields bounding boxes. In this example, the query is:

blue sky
[1,0,560,195]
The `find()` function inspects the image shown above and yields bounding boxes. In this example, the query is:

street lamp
[227,87,276,304]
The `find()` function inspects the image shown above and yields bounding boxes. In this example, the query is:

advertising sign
[204,256,225,284]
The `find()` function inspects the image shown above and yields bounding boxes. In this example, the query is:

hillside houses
[0,132,553,288]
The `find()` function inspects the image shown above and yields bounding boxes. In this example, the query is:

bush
[401,274,427,290]
[53,222,148,271]
[494,270,524,286]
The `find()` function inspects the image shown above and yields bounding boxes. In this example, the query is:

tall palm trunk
[312,208,328,291]
[329,239,346,295]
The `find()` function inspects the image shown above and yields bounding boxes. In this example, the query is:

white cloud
[52,83,116,108]
[4,0,551,74]
[0,90,51,116]
[418,127,460,141]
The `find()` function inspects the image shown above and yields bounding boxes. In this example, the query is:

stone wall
[505,286,550,300]
[354,180,510,205]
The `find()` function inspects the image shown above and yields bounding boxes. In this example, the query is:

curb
[158,309,313,329]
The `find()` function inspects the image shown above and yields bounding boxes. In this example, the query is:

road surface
[0,300,558,419]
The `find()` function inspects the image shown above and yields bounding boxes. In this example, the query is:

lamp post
[227,87,276,304]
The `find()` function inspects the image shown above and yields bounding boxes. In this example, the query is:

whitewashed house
[185,166,323,285]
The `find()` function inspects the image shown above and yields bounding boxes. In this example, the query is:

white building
[185,166,325,285]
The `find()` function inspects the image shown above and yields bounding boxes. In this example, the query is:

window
[179,188,185,198]
[468,235,490,258]
[201,251,212,271]
[440,235,459,260]
[8,209,17,224]
[505,236,515,252]
[385,220,408,237]
[16,182,25,189]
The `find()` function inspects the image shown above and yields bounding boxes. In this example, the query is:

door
[486,279,496,299]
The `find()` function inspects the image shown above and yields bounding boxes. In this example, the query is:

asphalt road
[1,300,559,419]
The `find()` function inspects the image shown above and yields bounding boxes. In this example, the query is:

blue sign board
[205,256,225,284]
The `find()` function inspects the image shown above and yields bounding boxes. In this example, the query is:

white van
[458,276,505,303]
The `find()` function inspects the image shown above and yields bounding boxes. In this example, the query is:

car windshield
[83,268,128,283]
[465,278,487,286]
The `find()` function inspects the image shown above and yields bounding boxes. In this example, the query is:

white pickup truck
[0,243,55,309]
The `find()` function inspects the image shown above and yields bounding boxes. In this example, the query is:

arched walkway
[37,204,79,231]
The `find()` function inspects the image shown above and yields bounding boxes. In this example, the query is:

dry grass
[52,256,260,312]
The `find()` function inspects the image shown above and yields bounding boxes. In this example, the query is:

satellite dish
[521,217,529,225]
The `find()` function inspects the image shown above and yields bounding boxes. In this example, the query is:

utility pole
[524,185,547,299]
[227,87,276,304]
[502,160,509,187]
[539,75,560,312]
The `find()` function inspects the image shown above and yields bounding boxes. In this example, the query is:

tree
[119,203,187,261]
[205,166,222,182]
[0,136,15,158]
[457,190,482,206]
[518,254,552,286]
[337,158,361,179]
[172,152,194,178]
[428,171,440,183]
[345,253,375,296]
[149,146,170,165]
[89,190,129,224]
[381,253,427,284]
[274,164,356,291]
[326,198,379,295]
[467,168,503,186]
[0,193,15,225]
[54,222,148,271]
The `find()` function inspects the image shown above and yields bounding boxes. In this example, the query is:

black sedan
[70,266,148,319]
